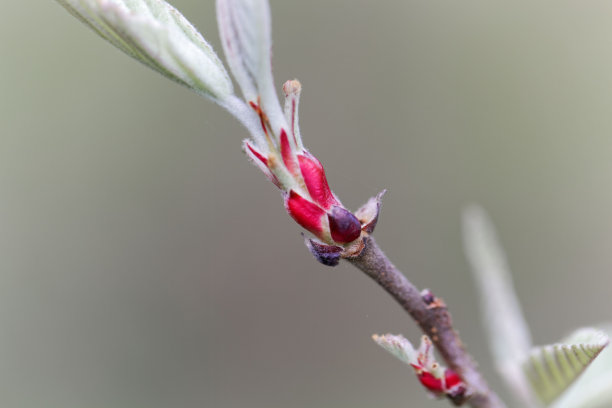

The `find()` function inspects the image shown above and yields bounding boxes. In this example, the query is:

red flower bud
[417,370,445,393]
[444,369,462,390]
[412,367,465,398]
[244,99,367,248]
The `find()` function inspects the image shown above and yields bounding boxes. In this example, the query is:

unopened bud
[328,206,362,244]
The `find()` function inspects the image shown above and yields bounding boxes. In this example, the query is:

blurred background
[2,0,612,407]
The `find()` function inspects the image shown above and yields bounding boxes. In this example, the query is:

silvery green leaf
[372,333,418,366]
[551,326,612,408]
[217,0,287,133]
[463,205,537,406]
[525,328,609,406]
[56,0,234,101]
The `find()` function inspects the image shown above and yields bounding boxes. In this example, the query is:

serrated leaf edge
[524,333,609,405]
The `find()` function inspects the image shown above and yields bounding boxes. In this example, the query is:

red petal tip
[285,191,326,238]
[297,154,340,210]
[245,141,280,188]
[245,142,268,166]
[279,129,298,175]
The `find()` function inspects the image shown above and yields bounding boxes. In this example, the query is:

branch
[346,236,506,408]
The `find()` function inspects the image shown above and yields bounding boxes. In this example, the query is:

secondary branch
[347,236,505,408]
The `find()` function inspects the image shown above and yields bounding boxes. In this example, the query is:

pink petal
[285,190,326,238]
[279,128,298,176]
[297,153,340,210]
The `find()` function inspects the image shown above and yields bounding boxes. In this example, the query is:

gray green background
[2,1,612,407]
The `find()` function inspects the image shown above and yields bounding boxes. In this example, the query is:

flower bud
[244,95,364,248]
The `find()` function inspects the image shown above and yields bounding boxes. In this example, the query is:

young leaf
[462,206,536,405]
[550,326,612,408]
[56,0,234,101]
[372,334,418,366]
[524,327,609,406]
[216,0,287,133]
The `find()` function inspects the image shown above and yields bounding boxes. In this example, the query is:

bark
[347,236,506,408]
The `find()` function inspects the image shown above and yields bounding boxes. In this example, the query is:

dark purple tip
[421,289,435,305]
[305,238,343,267]
[327,206,362,244]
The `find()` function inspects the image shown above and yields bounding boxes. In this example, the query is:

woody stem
[346,236,506,408]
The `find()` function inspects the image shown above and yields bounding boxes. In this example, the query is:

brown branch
[346,236,506,408]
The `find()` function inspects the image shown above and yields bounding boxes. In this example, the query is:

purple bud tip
[328,206,362,244]
[306,238,343,267]
[421,289,435,305]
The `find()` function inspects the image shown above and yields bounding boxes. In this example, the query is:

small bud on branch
[373,334,467,402]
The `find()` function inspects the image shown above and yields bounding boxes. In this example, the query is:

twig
[347,236,506,408]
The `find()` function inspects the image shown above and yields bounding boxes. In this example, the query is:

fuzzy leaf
[56,0,234,101]
[216,0,287,133]
[550,326,612,408]
[372,334,418,366]
[462,206,536,405]
[525,328,609,406]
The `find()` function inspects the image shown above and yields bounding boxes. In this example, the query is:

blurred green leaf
[552,326,612,408]
[463,205,537,406]
[524,327,609,406]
